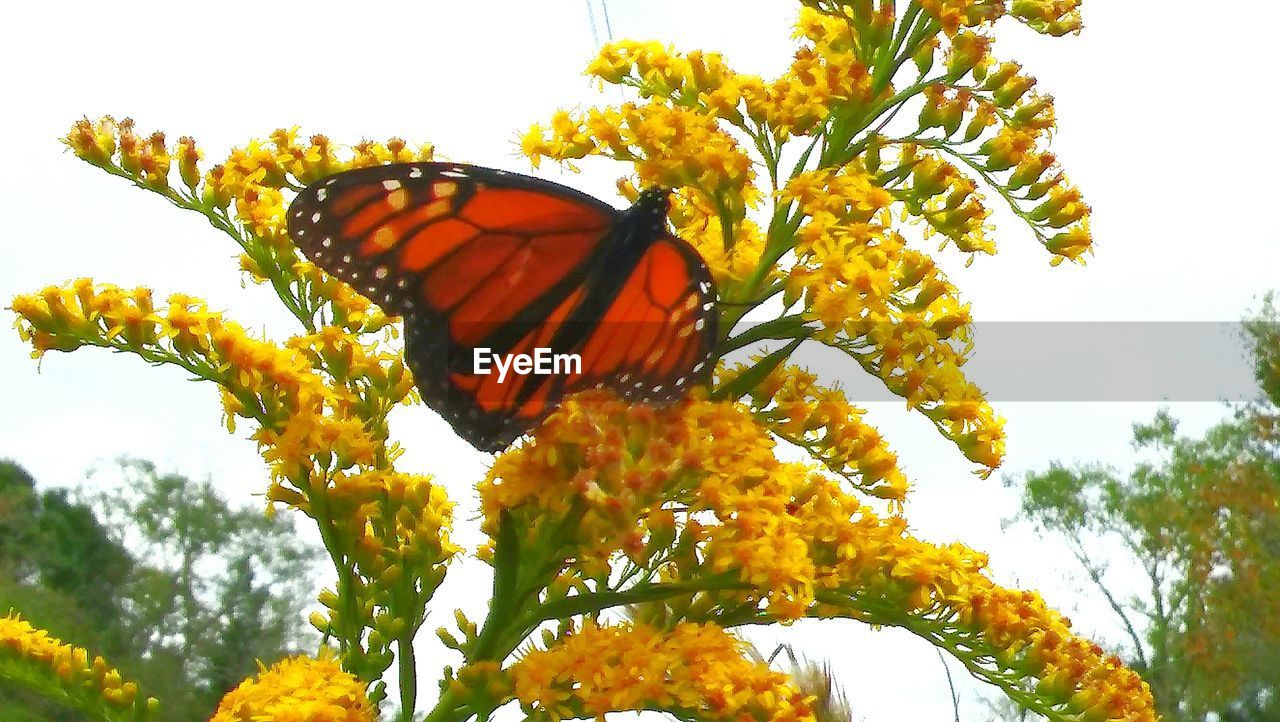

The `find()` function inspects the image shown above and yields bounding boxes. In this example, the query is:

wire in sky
[600,0,614,43]
[584,0,615,48]
[585,0,600,47]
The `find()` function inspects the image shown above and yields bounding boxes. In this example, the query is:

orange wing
[287,164,716,452]
[442,234,717,444]
[289,163,616,344]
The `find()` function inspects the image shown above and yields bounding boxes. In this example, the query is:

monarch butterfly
[286,162,718,452]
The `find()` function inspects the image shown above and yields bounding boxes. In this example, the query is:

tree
[0,458,321,721]
[0,460,135,721]
[1010,308,1280,721]
[87,458,321,719]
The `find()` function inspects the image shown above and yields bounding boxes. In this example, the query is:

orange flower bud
[175,136,201,189]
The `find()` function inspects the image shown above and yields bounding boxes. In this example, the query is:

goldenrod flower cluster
[522,4,1090,479]
[481,389,872,618]
[510,622,814,721]
[42,117,459,704]
[208,654,375,722]
[483,391,1156,721]
[781,165,1003,469]
[9,2,1155,721]
[11,281,385,482]
[305,469,458,672]
[912,0,1082,37]
[748,365,908,499]
[525,102,758,218]
[0,613,157,720]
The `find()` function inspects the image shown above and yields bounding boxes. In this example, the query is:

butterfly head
[631,186,672,234]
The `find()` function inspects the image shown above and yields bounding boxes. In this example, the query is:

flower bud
[913,36,938,75]
[1045,224,1091,260]
[1008,152,1055,190]
[117,119,143,176]
[1012,0,1083,36]
[946,32,991,80]
[309,611,330,633]
[176,136,202,190]
[980,61,1021,92]
[437,627,462,650]
[994,74,1037,108]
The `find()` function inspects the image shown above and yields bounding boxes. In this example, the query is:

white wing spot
[317,188,328,201]
[322,178,337,188]
[293,209,304,218]
[350,271,360,280]
[695,318,705,331]
[295,228,305,237]
[321,237,333,247]
[408,167,423,178]
[396,279,408,288]
[375,266,389,279]
[383,179,402,191]
[311,212,322,222]
[341,254,353,263]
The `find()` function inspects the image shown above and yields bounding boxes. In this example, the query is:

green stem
[470,509,521,661]
[420,687,466,722]
[717,313,812,356]
[909,139,1050,242]
[525,575,743,626]
[397,631,417,722]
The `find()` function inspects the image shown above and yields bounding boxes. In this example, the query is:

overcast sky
[3,1,1279,719]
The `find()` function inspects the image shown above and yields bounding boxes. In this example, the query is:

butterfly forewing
[288,163,616,322]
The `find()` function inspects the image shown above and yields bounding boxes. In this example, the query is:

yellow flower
[511,621,814,722]
[920,0,1005,35]
[1011,0,1084,36]
[781,165,1004,472]
[302,469,459,580]
[0,613,155,714]
[483,389,906,617]
[209,654,375,722]
[524,101,757,205]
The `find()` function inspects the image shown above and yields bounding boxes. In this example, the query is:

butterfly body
[287,163,717,452]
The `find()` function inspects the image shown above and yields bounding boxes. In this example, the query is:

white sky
[3,1,1279,719]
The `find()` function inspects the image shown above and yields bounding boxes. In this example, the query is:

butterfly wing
[287,162,716,452]
[288,162,617,329]
[439,233,718,450]
[578,234,717,402]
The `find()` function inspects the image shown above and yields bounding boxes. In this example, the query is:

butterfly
[286,162,718,452]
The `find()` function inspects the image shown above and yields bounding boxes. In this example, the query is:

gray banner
[727,322,1269,402]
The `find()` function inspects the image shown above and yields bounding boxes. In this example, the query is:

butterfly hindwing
[578,234,717,402]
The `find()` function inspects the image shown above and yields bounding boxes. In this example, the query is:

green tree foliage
[0,458,321,721]
[1009,309,1280,722]
[0,460,134,722]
